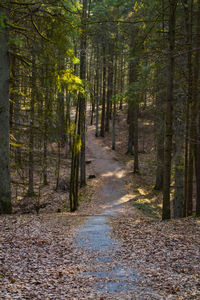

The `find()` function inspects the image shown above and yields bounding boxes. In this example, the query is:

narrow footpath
[71,125,162,299]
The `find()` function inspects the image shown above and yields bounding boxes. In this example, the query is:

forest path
[84,124,133,214]
[1,127,198,300]
[72,125,156,299]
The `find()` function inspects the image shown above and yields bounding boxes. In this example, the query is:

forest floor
[1,108,200,299]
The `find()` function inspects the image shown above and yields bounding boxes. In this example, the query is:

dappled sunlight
[136,198,151,204]
[115,170,127,179]
[115,194,135,205]
[99,193,138,212]
[137,188,148,196]
[101,168,126,179]
[101,171,116,178]
[142,121,154,126]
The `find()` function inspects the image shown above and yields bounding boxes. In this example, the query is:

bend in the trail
[85,125,133,214]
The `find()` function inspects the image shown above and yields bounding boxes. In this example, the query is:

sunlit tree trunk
[79,0,87,187]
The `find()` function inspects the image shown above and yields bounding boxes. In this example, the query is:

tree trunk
[162,1,177,220]
[59,88,66,147]
[173,13,189,218]
[193,0,200,216]
[43,65,49,186]
[79,0,87,187]
[100,45,106,137]
[70,103,80,212]
[183,0,193,216]
[127,99,134,155]
[119,52,124,110]
[27,51,36,197]
[13,54,21,166]
[112,52,117,150]
[173,93,185,218]
[105,43,113,133]
[95,46,99,137]
[154,8,165,190]
[0,7,12,213]
[133,103,139,173]
[154,91,164,190]
[196,107,200,216]
[186,1,196,217]
[127,40,135,155]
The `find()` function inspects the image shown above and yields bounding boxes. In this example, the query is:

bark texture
[162,1,177,220]
[0,8,12,213]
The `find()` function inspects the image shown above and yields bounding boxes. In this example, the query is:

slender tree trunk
[13,54,21,166]
[173,15,189,218]
[59,88,65,147]
[105,43,114,133]
[162,1,177,220]
[43,65,49,186]
[55,141,61,191]
[100,45,106,137]
[65,93,71,155]
[70,103,80,211]
[90,97,95,125]
[119,53,124,110]
[196,107,200,216]
[186,4,195,217]
[173,93,185,218]
[10,52,16,132]
[95,46,99,137]
[154,91,164,190]
[127,102,134,155]
[193,0,200,216]
[127,40,135,155]
[133,103,139,173]
[79,0,87,187]
[0,7,11,213]
[183,0,193,216]
[154,9,165,190]
[27,52,36,197]
[112,52,117,150]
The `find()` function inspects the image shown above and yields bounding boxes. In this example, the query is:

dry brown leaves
[112,215,200,299]
[0,213,103,299]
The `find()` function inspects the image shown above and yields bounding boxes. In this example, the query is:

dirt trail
[85,125,131,213]
[72,125,159,299]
